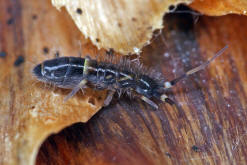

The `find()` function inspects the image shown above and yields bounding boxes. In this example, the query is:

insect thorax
[85,58,162,98]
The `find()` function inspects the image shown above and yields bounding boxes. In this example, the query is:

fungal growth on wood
[51,0,193,55]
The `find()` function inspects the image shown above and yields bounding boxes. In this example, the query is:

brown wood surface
[0,0,247,165]
[37,14,247,165]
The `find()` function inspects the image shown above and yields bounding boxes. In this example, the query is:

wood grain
[36,13,247,165]
[0,0,247,164]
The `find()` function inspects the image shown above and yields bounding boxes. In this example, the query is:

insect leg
[131,54,141,65]
[62,59,72,86]
[140,96,158,109]
[106,48,114,56]
[160,94,175,105]
[103,90,115,107]
[64,79,87,102]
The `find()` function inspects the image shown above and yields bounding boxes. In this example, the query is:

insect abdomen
[33,57,85,88]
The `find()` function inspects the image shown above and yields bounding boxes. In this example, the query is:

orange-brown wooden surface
[37,14,247,165]
[37,13,247,165]
[0,0,247,165]
[190,0,247,16]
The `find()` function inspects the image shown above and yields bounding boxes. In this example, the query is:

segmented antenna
[164,45,228,88]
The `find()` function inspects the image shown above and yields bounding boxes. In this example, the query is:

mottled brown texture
[36,14,247,165]
[0,0,107,164]
[1,0,247,165]
[190,0,247,16]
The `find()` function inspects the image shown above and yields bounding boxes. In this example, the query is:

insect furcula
[33,45,228,109]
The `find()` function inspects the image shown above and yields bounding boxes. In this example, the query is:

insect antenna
[164,45,228,89]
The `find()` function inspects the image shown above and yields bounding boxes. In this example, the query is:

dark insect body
[33,46,228,109]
